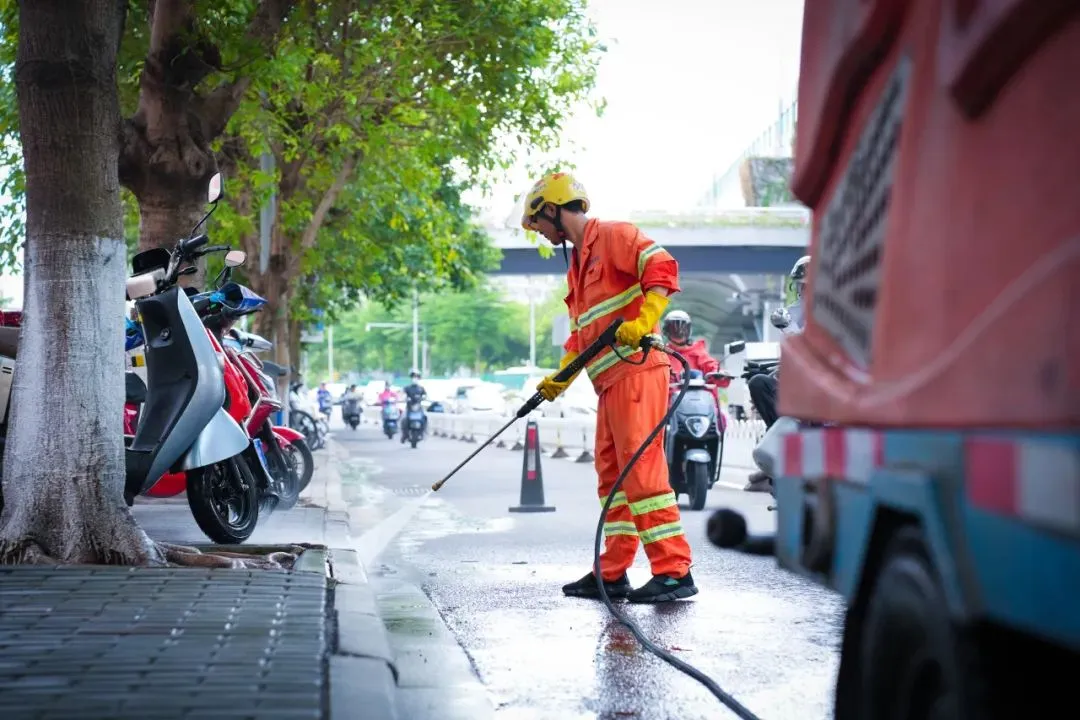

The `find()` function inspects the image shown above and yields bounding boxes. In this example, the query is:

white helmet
[662,310,692,343]
[786,255,811,304]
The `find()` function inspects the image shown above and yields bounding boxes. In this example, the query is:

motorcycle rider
[661,310,720,375]
[744,254,809,492]
[525,171,696,603]
[340,384,362,426]
[316,382,333,420]
[377,381,397,406]
[661,309,725,409]
[402,370,428,441]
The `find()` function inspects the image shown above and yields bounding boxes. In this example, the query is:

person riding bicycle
[402,370,428,440]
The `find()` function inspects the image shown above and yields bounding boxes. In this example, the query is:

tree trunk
[137,194,207,253]
[287,316,301,380]
[0,0,162,564]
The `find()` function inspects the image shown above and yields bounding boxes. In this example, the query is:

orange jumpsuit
[563,219,693,581]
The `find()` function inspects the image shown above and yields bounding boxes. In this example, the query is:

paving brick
[0,566,330,720]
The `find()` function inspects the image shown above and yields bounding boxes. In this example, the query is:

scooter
[381,398,400,438]
[121,174,263,541]
[664,368,733,510]
[340,396,361,430]
[402,399,425,448]
[125,264,308,519]
[197,283,305,514]
[289,383,328,450]
[225,329,314,493]
[662,340,744,511]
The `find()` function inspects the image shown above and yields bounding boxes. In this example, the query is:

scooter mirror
[207,173,223,204]
[727,340,746,355]
[224,249,246,267]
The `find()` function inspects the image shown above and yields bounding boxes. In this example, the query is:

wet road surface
[337,421,844,720]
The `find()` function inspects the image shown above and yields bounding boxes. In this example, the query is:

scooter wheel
[283,437,315,494]
[187,457,260,544]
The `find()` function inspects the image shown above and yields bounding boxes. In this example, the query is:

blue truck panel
[775,427,1080,652]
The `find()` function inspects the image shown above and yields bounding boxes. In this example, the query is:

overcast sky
[470,0,805,224]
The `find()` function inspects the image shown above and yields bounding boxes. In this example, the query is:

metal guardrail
[362,406,766,471]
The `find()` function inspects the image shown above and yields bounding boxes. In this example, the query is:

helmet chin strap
[543,206,571,267]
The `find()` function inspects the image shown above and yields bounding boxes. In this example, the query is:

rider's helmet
[520,172,590,233]
[662,310,692,344]
[785,255,811,305]
[409,369,421,381]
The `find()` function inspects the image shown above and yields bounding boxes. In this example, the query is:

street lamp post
[412,289,420,372]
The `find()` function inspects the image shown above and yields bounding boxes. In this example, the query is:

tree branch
[201,0,296,138]
[300,155,358,253]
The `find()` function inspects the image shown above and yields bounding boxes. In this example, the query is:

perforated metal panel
[812,57,911,369]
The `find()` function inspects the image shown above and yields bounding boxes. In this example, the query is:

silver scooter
[124,174,260,541]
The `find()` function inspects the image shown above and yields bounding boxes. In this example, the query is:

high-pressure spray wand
[430,318,623,492]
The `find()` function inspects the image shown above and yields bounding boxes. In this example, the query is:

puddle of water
[339,459,393,508]
[396,500,516,555]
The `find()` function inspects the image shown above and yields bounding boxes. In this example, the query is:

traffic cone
[575,426,594,464]
[551,426,569,459]
[509,418,555,513]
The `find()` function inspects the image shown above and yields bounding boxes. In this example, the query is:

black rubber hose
[592,343,763,720]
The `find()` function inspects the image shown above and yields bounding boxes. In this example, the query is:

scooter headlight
[685,416,709,438]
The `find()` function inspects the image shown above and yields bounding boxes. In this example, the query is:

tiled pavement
[0,567,328,720]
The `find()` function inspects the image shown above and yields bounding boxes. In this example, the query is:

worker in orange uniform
[522,172,697,603]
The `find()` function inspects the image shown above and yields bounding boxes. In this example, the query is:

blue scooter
[381,399,400,439]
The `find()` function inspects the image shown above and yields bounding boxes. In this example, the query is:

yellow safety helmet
[520,172,590,230]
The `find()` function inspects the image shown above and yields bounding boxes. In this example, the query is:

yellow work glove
[615,291,670,348]
[536,350,579,401]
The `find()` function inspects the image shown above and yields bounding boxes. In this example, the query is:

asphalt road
[337,421,844,720]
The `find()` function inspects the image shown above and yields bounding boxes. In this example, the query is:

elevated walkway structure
[488,207,809,275]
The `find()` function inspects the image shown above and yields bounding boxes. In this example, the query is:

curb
[327,547,400,720]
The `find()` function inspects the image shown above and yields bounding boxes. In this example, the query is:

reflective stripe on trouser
[594,365,692,581]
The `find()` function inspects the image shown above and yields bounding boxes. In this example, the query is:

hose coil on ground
[593,339,762,720]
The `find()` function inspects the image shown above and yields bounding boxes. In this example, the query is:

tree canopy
[0,0,604,331]
[304,281,571,379]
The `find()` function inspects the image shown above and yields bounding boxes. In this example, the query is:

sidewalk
[0,438,488,720]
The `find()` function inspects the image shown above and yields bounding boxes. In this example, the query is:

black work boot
[627,572,699,603]
[562,571,631,599]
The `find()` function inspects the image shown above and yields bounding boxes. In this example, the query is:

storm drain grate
[812,55,911,369]
[392,485,430,497]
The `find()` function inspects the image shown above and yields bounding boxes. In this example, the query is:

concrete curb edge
[327,546,399,720]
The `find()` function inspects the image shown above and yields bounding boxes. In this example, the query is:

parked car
[456,383,508,415]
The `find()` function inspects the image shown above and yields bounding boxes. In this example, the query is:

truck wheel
[855,526,991,720]
[687,462,709,511]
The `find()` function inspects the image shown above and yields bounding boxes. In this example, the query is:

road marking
[352,491,433,568]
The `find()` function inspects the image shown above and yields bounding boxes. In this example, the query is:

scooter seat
[0,326,18,359]
[262,360,288,377]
